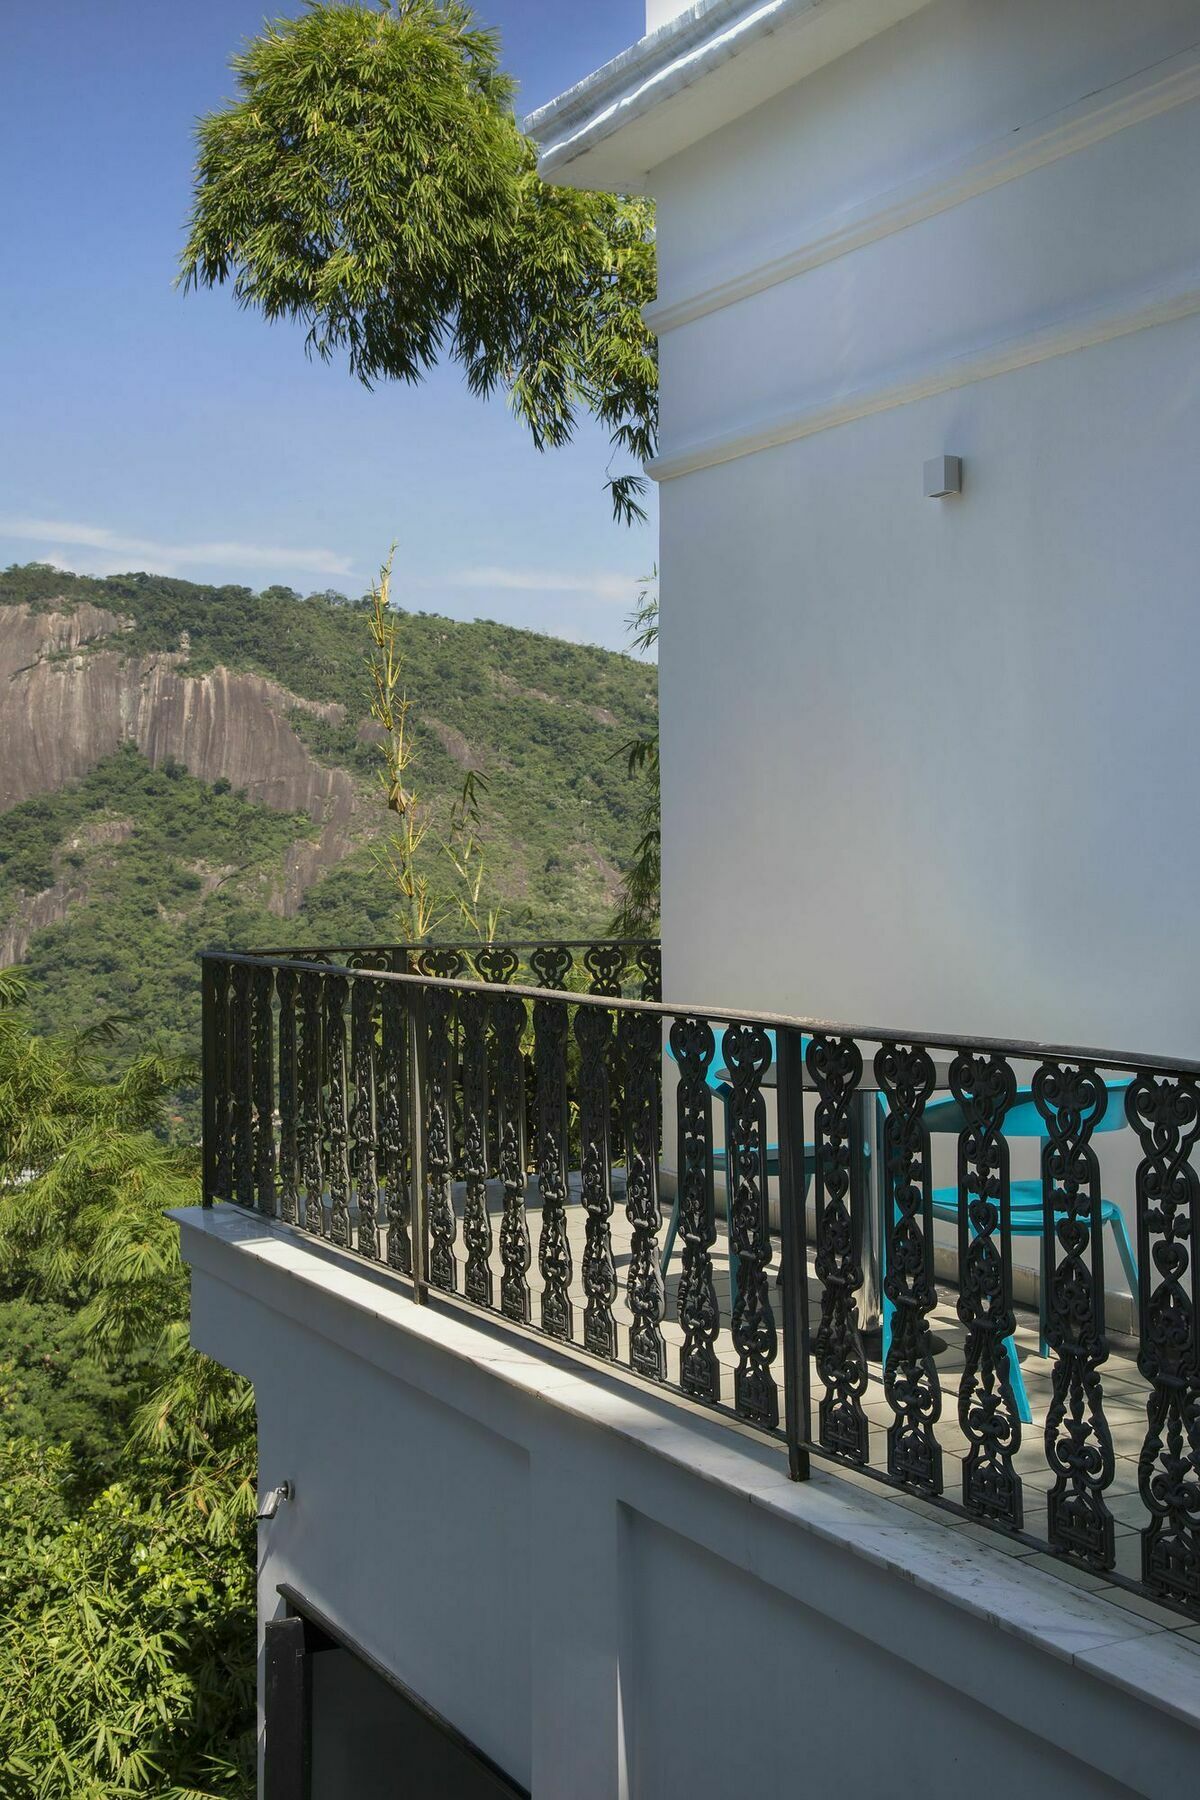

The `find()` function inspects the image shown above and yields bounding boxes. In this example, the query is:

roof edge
[525,0,937,192]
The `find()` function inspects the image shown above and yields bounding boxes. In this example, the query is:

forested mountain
[0,564,656,1082]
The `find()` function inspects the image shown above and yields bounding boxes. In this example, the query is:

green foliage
[0,1438,255,1799]
[0,990,255,1797]
[180,0,657,521]
[610,577,660,937]
[0,1297,137,1494]
[1,567,657,1093]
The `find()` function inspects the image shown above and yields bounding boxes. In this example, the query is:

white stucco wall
[650,0,1200,1059]
[180,1209,1200,1800]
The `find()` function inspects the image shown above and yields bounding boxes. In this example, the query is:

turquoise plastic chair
[879,1079,1138,1424]
[660,1029,816,1295]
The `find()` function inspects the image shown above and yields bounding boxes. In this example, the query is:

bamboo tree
[610,573,660,938]
[367,551,499,942]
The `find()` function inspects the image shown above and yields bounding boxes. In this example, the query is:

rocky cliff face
[1,603,365,928]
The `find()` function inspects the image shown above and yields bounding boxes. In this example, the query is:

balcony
[198,937,1200,1617]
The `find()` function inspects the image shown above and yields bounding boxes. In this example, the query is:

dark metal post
[408,983,430,1304]
[264,1615,311,1800]
[201,957,216,1207]
[776,1026,812,1480]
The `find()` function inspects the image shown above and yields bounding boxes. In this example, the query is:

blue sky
[0,1,653,650]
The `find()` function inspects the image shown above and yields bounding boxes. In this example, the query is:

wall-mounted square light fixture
[923,455,962,498]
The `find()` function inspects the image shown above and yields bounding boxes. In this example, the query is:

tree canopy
[0,978,256,1796]
[181,0,658,522]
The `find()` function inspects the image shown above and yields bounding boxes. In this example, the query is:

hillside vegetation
[0,565,656,1080]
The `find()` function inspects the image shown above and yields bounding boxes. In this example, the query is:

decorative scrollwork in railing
[425,987,457,1292]
[231,962,255,1209]
[583,941,626,997]
[1125,1072,1200,1610]
[325,976,353,1250]
[671,1016,720,1404]
[1033,1061,1115,1570]
[622,1009,666,1381]
[210,961,232,1202]
[807,1034,870,1465]
[877,1042,942,1495]
[576,1005,618,1359]
[275,966,299,1226]
[460,992,493,1308]
[495,993,531,1324]
[252,963,276,1215]
[530,944,575,991]
[380,983,411,1275]
[724,1022,778,1428]
[535,998,573,1339]
[473,945,520,986]
[350,979,379,1260]
[416,946,468,981]
[951,1051,1023,1529]
[300,970,325,1236]
[635,943,662,1002]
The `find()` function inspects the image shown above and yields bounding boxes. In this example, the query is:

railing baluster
[670,1016,720,1403]
[951,1051,1023,1529]
[530,945,574,991]
[300,969,325,1236]
[425,986,457,1292]
[276,967,299,1226]
[876,1042,942,1495]
[381,980,411,1274]
[807,1034,870,1465]
[1033,1061,1116,1570]
[351,978,379,1260]
[577,1004,618,1359]
[460,991,493,1307]
[1124,1072,1200,1613]
[473,946,519,986]
[208,959,232,1203]
[325,976,352,1249]
[231,962,255,1209]
[622,1009,666,1381]
[495,992,531,1323]
[777,1026,812,1480]
[252,963,276,1216]
[635,944,662,1002]
[535,997,573,1339]
[724,1022,778,1428]
[583,943,625,997]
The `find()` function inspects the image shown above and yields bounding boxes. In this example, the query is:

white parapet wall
[179,1205,1200,1800]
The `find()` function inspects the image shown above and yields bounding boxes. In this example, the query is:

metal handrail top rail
[247,938,658,954]
[199,949,1200,1079]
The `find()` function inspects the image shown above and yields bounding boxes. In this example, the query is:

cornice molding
[648,265,1200,481]
[646,45,1200,336]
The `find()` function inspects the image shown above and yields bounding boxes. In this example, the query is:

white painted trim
[646,44,1200,336]
[648,265,1200,481]
[527,0,934,191]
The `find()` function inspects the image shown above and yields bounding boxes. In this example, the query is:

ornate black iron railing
[200,945,1200,1623]
[245,939,663,1000]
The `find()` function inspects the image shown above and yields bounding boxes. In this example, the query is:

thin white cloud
[448,565,635,603]
[0,515,353,578]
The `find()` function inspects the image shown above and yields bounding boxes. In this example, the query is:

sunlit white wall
[654,0,1200,1061]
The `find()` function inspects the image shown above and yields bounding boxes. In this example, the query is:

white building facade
[534,0,1200,1060]
[182,5,1200,1794]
